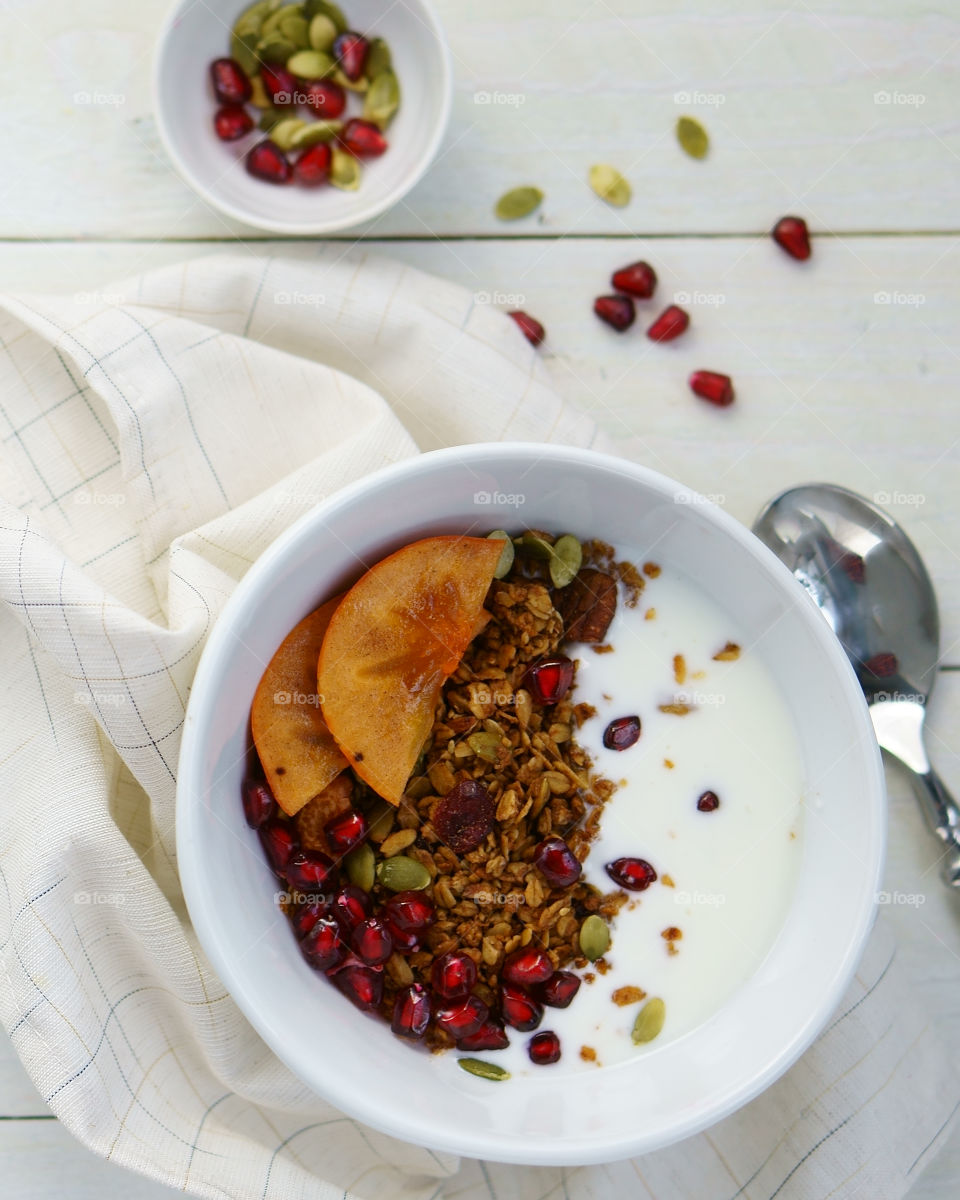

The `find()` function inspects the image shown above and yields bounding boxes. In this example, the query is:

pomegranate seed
[383,890,435,934]
[242,777,274,829]
[697,789,720,812]
[502,948,553,988]
[863,652,898,677]
[260,65,297,107]
[392,983,431,1038]
[334,32,369,81]
[330,885,372,934]
[611,260,657,299]
[245,141,291,185]
[508,311,545,347]
[352,916,394,965]
[435,994,488,1039]
[387,925,422,953]
[533,837,582,889]
[300,917,347,971]
[501,983,543,1032]
[528,1031,561,1065]
[329,961,383,1011]
[689,370,734,407]
[606,857,657,891]
[323,807,367,856]
[594,294,635,332]
[539,971,581,1009]
[431,951,478,1000]
[431,779,495,854]
[523,657,575,706]
[304,79,346,118]
[286,850,335,892]
[646,305,690,343]
[292,898,330,939]
[340,118,388,158]
[258,820,297,875]
[458,1019,510,1051]
[772,216,811,261]
[210,58,252,105]
[294,143,333,186]
[214,104,254,142]
[603,715,641,751]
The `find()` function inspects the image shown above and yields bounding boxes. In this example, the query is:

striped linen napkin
[0,250,956,1200]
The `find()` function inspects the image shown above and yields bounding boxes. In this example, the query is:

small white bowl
[153,0,452,234]
[176,444,885,1164]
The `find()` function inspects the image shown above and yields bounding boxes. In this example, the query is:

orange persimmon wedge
[251,595,349,816]
[317,535,503,805]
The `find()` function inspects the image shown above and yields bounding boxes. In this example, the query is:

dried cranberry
[528,1030,561,1064]
[458,1019,510,1052]
[383,890,435,934]
[431,780,495,854]
[210,57,252,105]
[329,961,383,1011]
[260,65,297,107]
[594,294,635,332]
[697,790,720,812]
[523,657,575,706]
[508,311,546,347]
[605,857,657,891]
[772,216,811,261]
[539,971,580,1008]
[333,31,369,81]
[286,850,335,892]
[603,715,641,750]
[258,820,297,875]
[646,305,690,342]
[340,118,388,158]
[300,917,347,971]
[392,983,431,1038]
[352,916,393,965]
[242,777,275,829]
[245,141,292,184]
[501,983,543,1032]
[214,105,254,141]
[330,884,372,934]
[502,948,553,988]
[863,652,898,678]
[294,143,333,186]
[324,807,367,856]
[435,994,488,1039]
[431,951,478,1000]
[689,370,734,407]
[533,837,582,889]
[611,260,657,299]
[304,79,346,117]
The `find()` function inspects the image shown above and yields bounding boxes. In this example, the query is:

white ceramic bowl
[176,444,886,1164]
[153,0,452,234]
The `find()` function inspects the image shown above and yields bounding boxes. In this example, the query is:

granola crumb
[611,985,647,1006]
[673,654,686,684]
[595,957,611,975]
[667,943,679,956]
[642,562,661,578]
[663,758,675,770]
[644,607,656,621]
[713,641,741,661]
[661,873,675,888]
[692,669,706,680]
[584,971,596,984]
[591,643,615,655]
[580,1045,597,1062]
[659,703,693,716]
[661,926,682,941]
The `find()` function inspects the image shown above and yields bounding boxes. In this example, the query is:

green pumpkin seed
[230,31,261,77]
[248,73,270,108]
[257,32,297,64]
[260,3,302,39]
[290,119,343,148]
[269,117,307,151]
[363,69,400,128]
[631,997,666,1044]
[303,0,346,32]
[308,13,337,51]
[377,855,431,892]
[495,186,543,221]
[676,115,709,159]
[589,164,631,207]
[332,67,369,92]
[487,531,514,579]
[467,731,501,763]
[258,106,290,131]
[330,148,362,190]
[519,531,554,560]
[549,534,582,588]
[579,914,610,961]
[287,49,335,78]
[344,842,375,891]
[458,1058,510,1081]
[279,14,310,48]
[234,0,272,40]
[366,37,392,78]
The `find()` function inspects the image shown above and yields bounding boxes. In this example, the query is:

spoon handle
[907,768,960,888]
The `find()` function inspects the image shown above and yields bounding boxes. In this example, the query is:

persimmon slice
[251,595,349,816]
[318,535,503,804]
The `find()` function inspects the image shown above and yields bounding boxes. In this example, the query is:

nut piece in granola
[555,568,618,643]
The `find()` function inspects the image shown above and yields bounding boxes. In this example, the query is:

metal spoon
[753,483,960,887]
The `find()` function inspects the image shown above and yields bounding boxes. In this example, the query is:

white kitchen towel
[0,250,956,1200]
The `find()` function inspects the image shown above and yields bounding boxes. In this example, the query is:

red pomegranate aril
[331,884,372,934]
[689,370,734,408]
[594,294,635,332]
[334,31,369,81]
[603,715,641,751]
[501,983,544,1032]
[431,780,495,853]
[285,849,335,891]
[435,994,489,1039]
[340,118,388,158]
[246,140,292,184]
[329,961,383,1011]
[383,890,435,934]
[260,65,297,107]
[611,260,657,299]
[533,837,582,889]
[646,305,690,343]
[353,916,394,965]
[539,970,581,1009]
[523,656,575,706]
[508,311,546,347]
[863,651,898,678]
[502,948,554,988]
[210,57,252,105]
[292,898,330,939]
[697,789,720,812]
[258,820,298,875]
[431,951,478,1000]
[323,807,367,855]
[386,924,421,953]
[214,104,254,142]
[458,1019,510,1052]
[242,777,275,829]
[392,983,432,1039]
[528,1030,561,1065]
[772,215,811,261]
[606,856,657,891]
[304,78,347,117]
[294,143,333,186]
[300,917,347,971]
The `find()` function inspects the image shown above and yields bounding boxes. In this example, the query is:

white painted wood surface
[2,0,960,1195]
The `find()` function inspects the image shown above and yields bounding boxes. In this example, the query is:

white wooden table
[2,0,960,1195]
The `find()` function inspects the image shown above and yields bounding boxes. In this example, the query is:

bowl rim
[151,0,454,235]
[176,442,886,1163]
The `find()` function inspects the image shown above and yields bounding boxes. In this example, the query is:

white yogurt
[467,561,805,1076]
